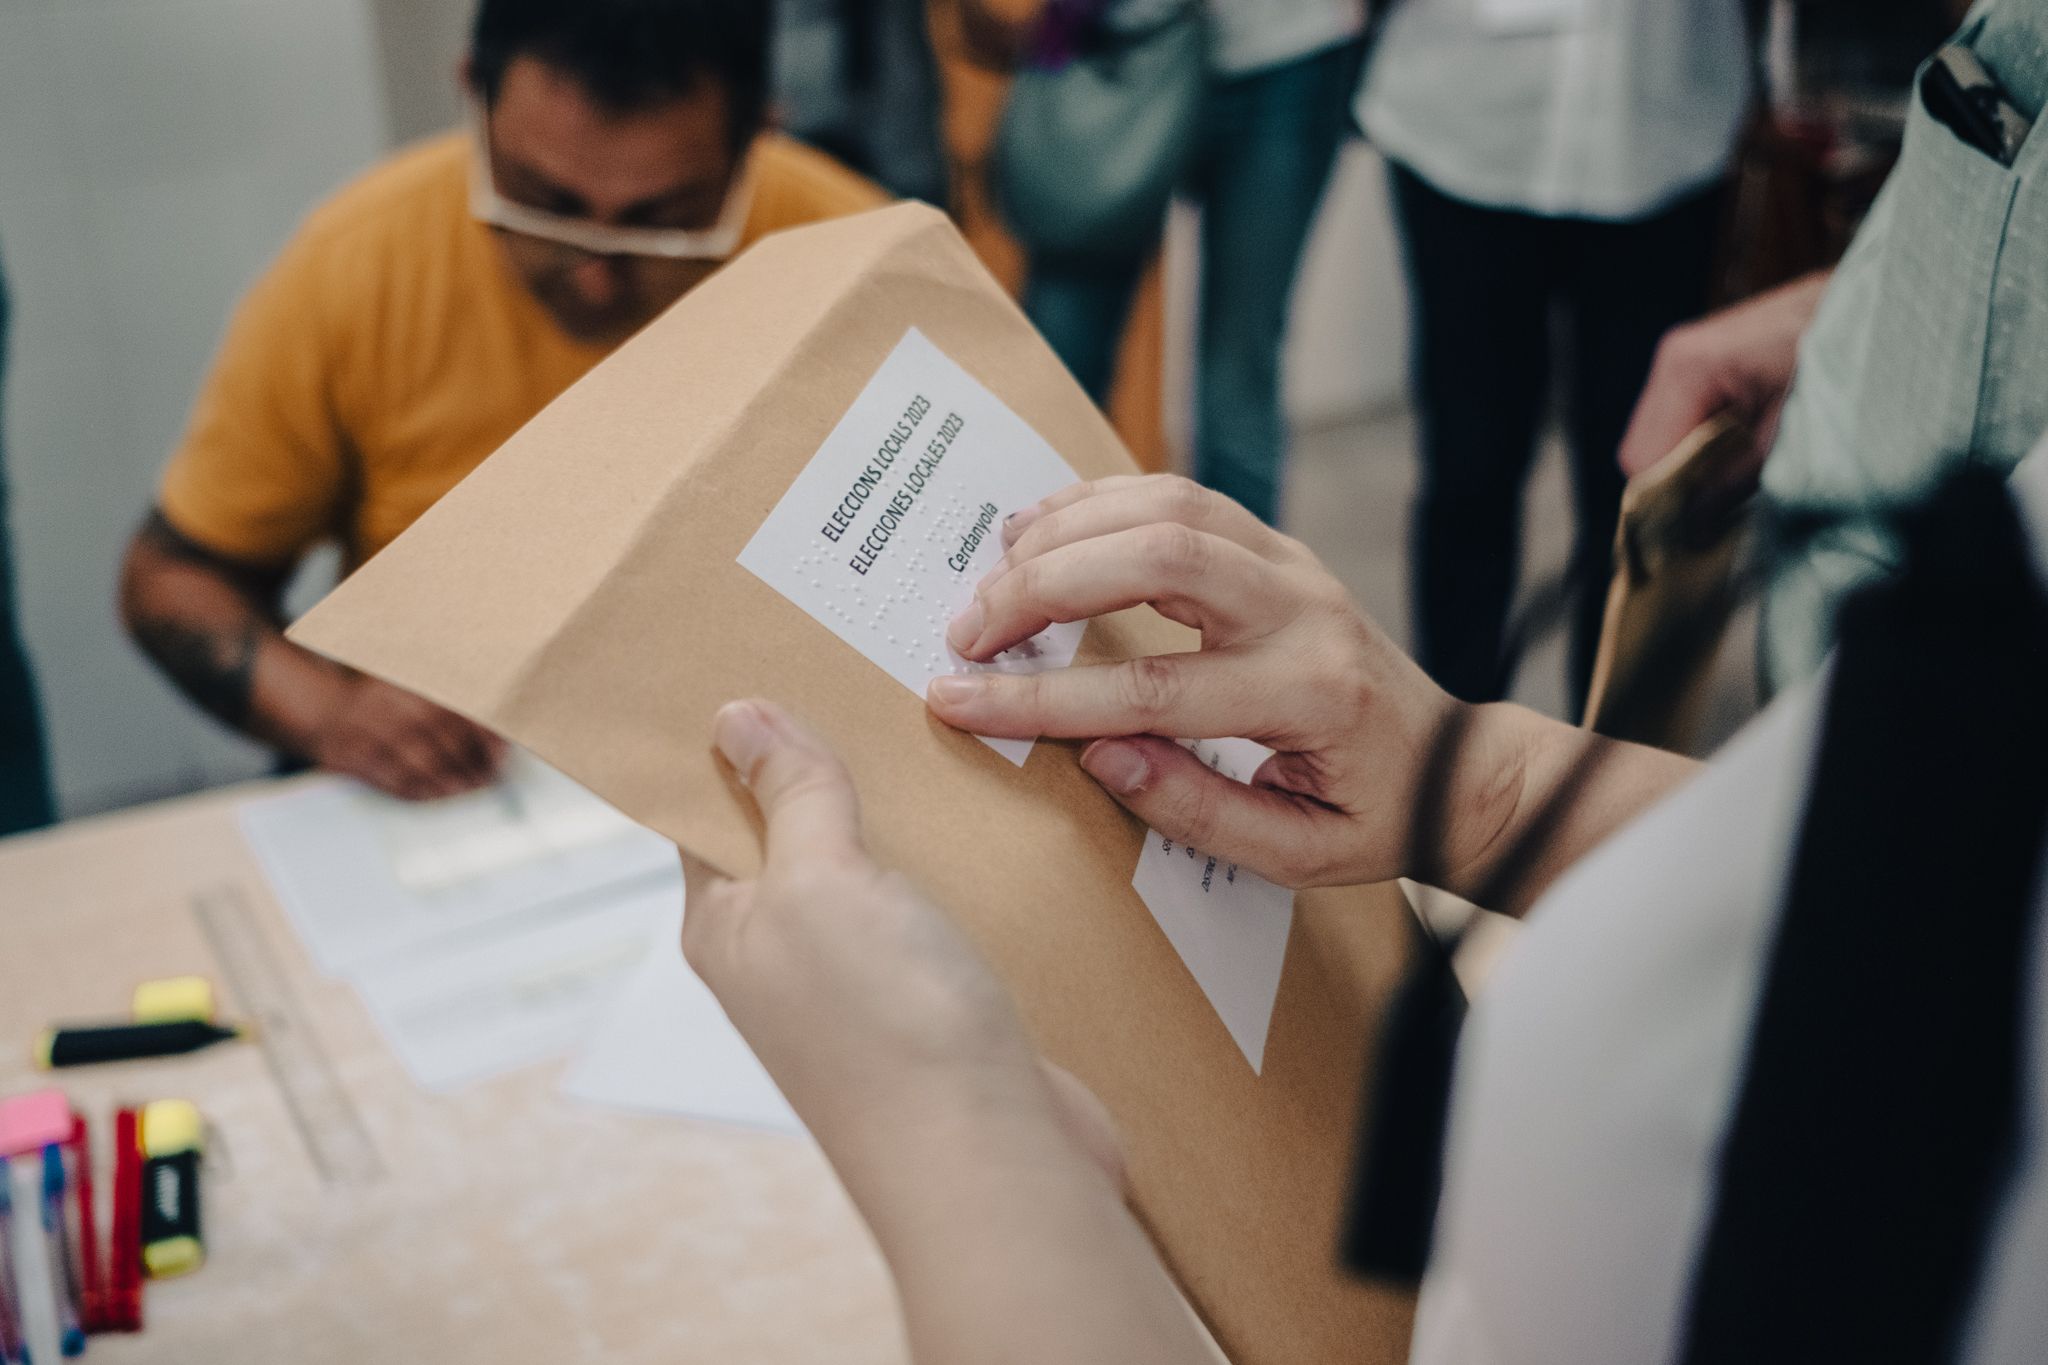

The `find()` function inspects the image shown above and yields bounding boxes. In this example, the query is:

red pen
[63,1115,105,1334]
[108,1110,143,1333]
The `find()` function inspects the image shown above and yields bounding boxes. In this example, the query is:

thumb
[713,700,865,871]
[1079,736,1334,886]
[1038,1059,1127,1194]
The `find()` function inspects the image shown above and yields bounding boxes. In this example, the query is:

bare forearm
[1442,703,1700,918]
[842,1105,1211,1365]
[118,514,337,753]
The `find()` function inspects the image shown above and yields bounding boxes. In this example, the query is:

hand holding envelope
[692,698,1204,1365]
[931,473,1695,920]
[289,203,1421,1365]
[685,700,1125,1192]
[926,473,1482,894]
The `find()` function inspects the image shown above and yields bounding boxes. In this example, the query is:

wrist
[1431,705,1701,915]
[1428,702,1548,905]
[826,1062,1110,1251]
[250,638,349,759]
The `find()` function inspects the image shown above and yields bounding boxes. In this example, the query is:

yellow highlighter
[131,976,216,1025]
[138,1099,205,1278]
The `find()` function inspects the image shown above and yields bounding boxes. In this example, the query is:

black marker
[35,1019,245,1068]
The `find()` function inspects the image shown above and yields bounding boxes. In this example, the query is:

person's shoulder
[291,131,468,252]
[230,130,474,360]
[749,132,893,230]
[217,131,474,416]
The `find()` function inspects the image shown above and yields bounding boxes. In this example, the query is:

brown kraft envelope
[291,202,1418,1364]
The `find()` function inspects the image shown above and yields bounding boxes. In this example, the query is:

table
[0,780,906,1363]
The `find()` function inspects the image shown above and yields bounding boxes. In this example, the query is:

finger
[426,744,495,795]
[391,766,461,802]
[446,726,511,787]
[396,707,486,786]
[1616,336,1725,478]
[426,714,499,785]
[1037,1060,1127,1194]
[927,649,1280,740]
[362,763,436,802]
[1079,736,1343,886]
[464,728,507,784]
[712,700,865,872]
[995,476,1285,584]
[998,475,1155,547]
[951,525,1290,659]
[390,738,475,800]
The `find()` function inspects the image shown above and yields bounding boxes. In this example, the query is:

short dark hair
[470,0,771,144]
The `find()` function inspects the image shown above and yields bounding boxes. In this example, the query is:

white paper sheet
[1130,739,1296,1073]
[738,326,1086,765]
[240,754,678,976]
[560,902,803,1135]
[361,749,648,892]
[349,880,675,1091]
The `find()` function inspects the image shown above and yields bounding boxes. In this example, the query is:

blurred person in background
[1622,0,2048,693]
[973,0,1366,527]
[1361,0,1752,711]
[119,0,884,802]
[0,249,56,835]
[775,0,948,203]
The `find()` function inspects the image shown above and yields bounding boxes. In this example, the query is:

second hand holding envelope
[291,203,1418,1365]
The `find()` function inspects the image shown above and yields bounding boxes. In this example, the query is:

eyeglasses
[465,103,756,262]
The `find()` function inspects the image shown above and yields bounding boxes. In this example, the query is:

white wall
[0,0,393,814]
[0,0,1408,818]
[366,0,472,143]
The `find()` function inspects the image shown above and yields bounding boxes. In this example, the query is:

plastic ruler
[190,884,384,1185]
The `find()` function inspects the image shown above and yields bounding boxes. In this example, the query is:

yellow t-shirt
[159,131,887,569]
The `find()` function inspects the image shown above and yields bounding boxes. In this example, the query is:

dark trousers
[1388,163,1724,710]
[0,258,54,835]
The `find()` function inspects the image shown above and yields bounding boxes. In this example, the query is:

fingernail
[1081,740,1149,795]
[713,701,773,784]
[927,674,984,708]
[1001,504,1042,545]
[946,597,985,653]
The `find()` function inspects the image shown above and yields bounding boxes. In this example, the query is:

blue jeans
[1022,39,1361,525]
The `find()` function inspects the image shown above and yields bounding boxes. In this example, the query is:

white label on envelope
[738,327,1085,765]
[1131,738,1296,1072]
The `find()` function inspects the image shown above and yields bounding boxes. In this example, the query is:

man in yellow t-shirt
[119,0,886,801]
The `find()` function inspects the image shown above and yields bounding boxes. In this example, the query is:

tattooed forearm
[129,613,263,727]
[119,507,293,735]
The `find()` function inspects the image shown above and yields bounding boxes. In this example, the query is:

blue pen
[0,1158,27,1365]
[37,1149,83,1359]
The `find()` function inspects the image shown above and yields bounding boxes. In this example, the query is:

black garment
[1679,470,2048,1364]
[1341,469,2048,1355]
[0,253,55,835]
[1387,163,1724,710]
